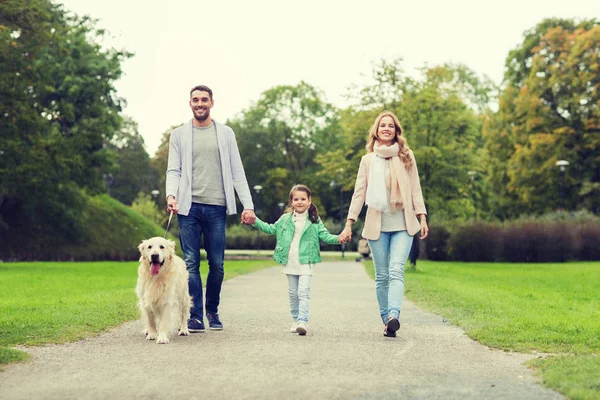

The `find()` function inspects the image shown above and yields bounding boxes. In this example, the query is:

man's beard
[194,109,210,122]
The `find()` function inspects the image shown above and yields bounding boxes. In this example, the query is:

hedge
[426,214,600,262]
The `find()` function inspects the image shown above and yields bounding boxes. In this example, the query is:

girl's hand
[419,218,429,239]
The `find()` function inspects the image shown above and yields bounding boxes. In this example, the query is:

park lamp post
[556,160,569,209]
[253,185,263,252]
[151,190,160,223]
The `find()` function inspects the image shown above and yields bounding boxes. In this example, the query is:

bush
[501,222,573,262]
[225,224,276,250]
[579,223,600,260]
[425,211,600,263]
[449,223,500,262]
[425,224,451,261]
[0,194,176,261]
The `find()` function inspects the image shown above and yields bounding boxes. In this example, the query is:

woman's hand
[419,217,429,239]
[340,226,353,243]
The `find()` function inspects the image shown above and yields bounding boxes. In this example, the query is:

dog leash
[164,210,174,238]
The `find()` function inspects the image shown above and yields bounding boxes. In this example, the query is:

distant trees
[0,0,130,244]
[318,60,496,221]
[485,18,600,216]
[1,3,597,260]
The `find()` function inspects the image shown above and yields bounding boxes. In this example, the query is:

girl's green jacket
[253,213,340,265]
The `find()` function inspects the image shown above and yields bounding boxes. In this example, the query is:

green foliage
[105,117,159,205]
[228,82,346,223]
[0,0,132,246]
[151,124,183,219]
[426,215,600,262]
[485,18,600,216]
[0,193,175,261]
[320,59,497,221]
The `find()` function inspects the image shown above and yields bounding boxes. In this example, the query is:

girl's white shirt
[282,210,315,276]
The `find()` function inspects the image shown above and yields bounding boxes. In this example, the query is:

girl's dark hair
[285,184,319,223]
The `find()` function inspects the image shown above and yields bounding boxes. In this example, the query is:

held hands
[166,196,178,214]
[338,226,352,244]
[240,209,256,225]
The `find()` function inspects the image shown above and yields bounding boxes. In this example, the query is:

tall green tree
[0,0,131,245]
[485,18,600,215]
[228,82,344,221]
[319,59,495,220]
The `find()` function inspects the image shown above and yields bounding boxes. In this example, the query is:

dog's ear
[167,240,175,260]
[138,240,146,254]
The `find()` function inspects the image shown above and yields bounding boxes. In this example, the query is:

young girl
[249,184,343,335]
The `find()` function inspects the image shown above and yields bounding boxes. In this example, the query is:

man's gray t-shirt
[191,123,226,206]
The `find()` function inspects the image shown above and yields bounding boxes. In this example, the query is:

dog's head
[138,237,176,276]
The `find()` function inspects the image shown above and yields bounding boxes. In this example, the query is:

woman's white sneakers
[289,322,299,333]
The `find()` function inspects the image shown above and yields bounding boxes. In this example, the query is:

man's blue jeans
[178,203,226,320]
[368,230,413,324]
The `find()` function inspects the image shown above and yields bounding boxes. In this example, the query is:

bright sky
[58,0,598,156]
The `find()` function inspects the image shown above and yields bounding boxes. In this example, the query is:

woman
[340,111,428,338]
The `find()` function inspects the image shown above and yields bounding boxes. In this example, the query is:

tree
[319,59,495,220]
[105,117,158,205]
[150,124,182,217]
[228,82,345,221]
[0,0,131,245]
[485,18,600,215]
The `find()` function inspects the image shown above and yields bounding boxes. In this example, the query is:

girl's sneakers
[296,322,307,336]
[289,322,298,333]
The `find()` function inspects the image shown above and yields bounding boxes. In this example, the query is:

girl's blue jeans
[286,274,312,323]
[368,230,413,324]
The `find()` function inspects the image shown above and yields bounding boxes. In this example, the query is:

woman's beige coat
[347,150,427,240]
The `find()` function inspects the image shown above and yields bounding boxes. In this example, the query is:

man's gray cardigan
[166,119,254,216]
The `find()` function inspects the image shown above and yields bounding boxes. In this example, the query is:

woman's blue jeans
[368,230,413,324]
[177,203,226,321]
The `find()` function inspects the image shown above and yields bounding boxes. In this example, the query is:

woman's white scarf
[366,141,404,213]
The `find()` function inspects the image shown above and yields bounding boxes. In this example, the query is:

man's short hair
[190,85,213,100]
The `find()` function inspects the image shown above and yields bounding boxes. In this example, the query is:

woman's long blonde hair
[366,111,413,169]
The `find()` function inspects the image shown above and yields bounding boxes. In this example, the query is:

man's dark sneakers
[206,312,223,330]
[187,318,205,333]
[383,328,397,338]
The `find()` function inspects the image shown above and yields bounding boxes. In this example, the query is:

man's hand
[167,195,178,214]
[241,209,256,225]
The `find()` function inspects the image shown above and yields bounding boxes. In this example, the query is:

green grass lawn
[364,260,600,400]
[0,259,276,365]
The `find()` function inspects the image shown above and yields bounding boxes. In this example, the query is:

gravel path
[0,261,563,400]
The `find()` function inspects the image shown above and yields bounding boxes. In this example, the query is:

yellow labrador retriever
[136,237,191,344]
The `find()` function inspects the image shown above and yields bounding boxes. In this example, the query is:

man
[166,85,256,332]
